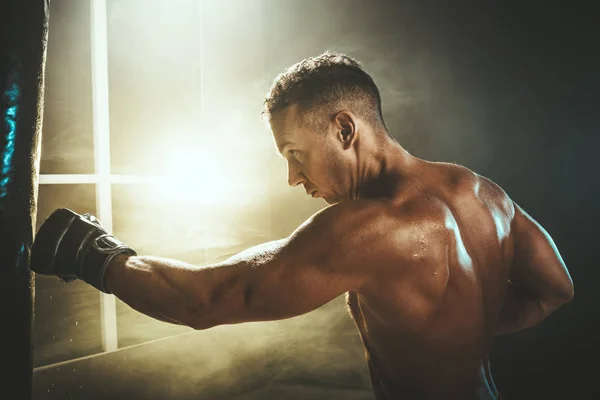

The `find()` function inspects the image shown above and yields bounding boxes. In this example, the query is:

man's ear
[334,111,358,150]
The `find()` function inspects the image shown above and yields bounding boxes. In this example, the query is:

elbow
[559,265,575,304]
[183,299,218,331]
[185,308,218,331]
[542,282,574,314]
[183,292,237,330]
[558,275,575,304]
[561,284,575,305]
[550,271,575,305]
[564,281,575,303]
[188,319,217,331]
[183,275,249,330]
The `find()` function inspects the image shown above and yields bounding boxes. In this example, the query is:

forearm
[104,254,212,329]
[495,281,566,335]
[103,240,287,329]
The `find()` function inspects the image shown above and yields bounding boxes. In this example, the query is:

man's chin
[315,192,345,205]
[322,195,341,205]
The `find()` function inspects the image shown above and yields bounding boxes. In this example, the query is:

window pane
[106,0,202,175]
[40,0,94,174]
[34,184,101,367]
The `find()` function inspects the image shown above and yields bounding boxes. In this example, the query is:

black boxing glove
[31,208,136,293]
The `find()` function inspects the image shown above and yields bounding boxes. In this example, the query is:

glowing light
[156,141,258,205]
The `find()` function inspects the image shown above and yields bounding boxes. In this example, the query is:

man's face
[269,104,353,204]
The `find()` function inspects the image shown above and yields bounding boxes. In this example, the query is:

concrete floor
[33,296,375,400]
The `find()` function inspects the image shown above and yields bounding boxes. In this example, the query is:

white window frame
[39,0,208,354]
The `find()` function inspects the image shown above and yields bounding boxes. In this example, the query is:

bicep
[239,251,357,323]
[237,209,374,322]
[510,203,574,301]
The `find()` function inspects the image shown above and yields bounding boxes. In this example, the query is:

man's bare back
[341,162,509,398]
[343,161,571,399]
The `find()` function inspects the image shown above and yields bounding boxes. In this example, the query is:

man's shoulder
[314,197,451,258]
[425,161,515,220]
[438,162,512,204]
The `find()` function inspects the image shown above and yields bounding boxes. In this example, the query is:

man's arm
[104,199,419,330]
[496,203,574,335]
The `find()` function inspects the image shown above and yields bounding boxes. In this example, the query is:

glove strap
[78,231,137,294]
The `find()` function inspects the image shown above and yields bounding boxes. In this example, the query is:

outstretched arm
[496,203,574,335]
[104,200,404,330]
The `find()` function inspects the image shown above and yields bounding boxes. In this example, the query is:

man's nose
[287,163,304,187]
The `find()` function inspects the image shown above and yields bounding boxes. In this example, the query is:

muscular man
[31,52,574,399]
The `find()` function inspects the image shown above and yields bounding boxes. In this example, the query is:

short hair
[262,51,386,131]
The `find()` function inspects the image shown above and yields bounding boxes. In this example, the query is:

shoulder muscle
[292,197,450,287]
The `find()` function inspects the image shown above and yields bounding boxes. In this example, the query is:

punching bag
[0,0,50,398]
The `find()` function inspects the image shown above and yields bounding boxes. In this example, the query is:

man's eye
[290,150,299,158]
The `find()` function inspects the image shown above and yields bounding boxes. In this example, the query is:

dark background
[412,1,599,399]
[30,0,599,399]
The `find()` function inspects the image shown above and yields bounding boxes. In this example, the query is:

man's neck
[356,138,417,201]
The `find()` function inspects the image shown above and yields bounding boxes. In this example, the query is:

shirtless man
[31,52,574,399]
